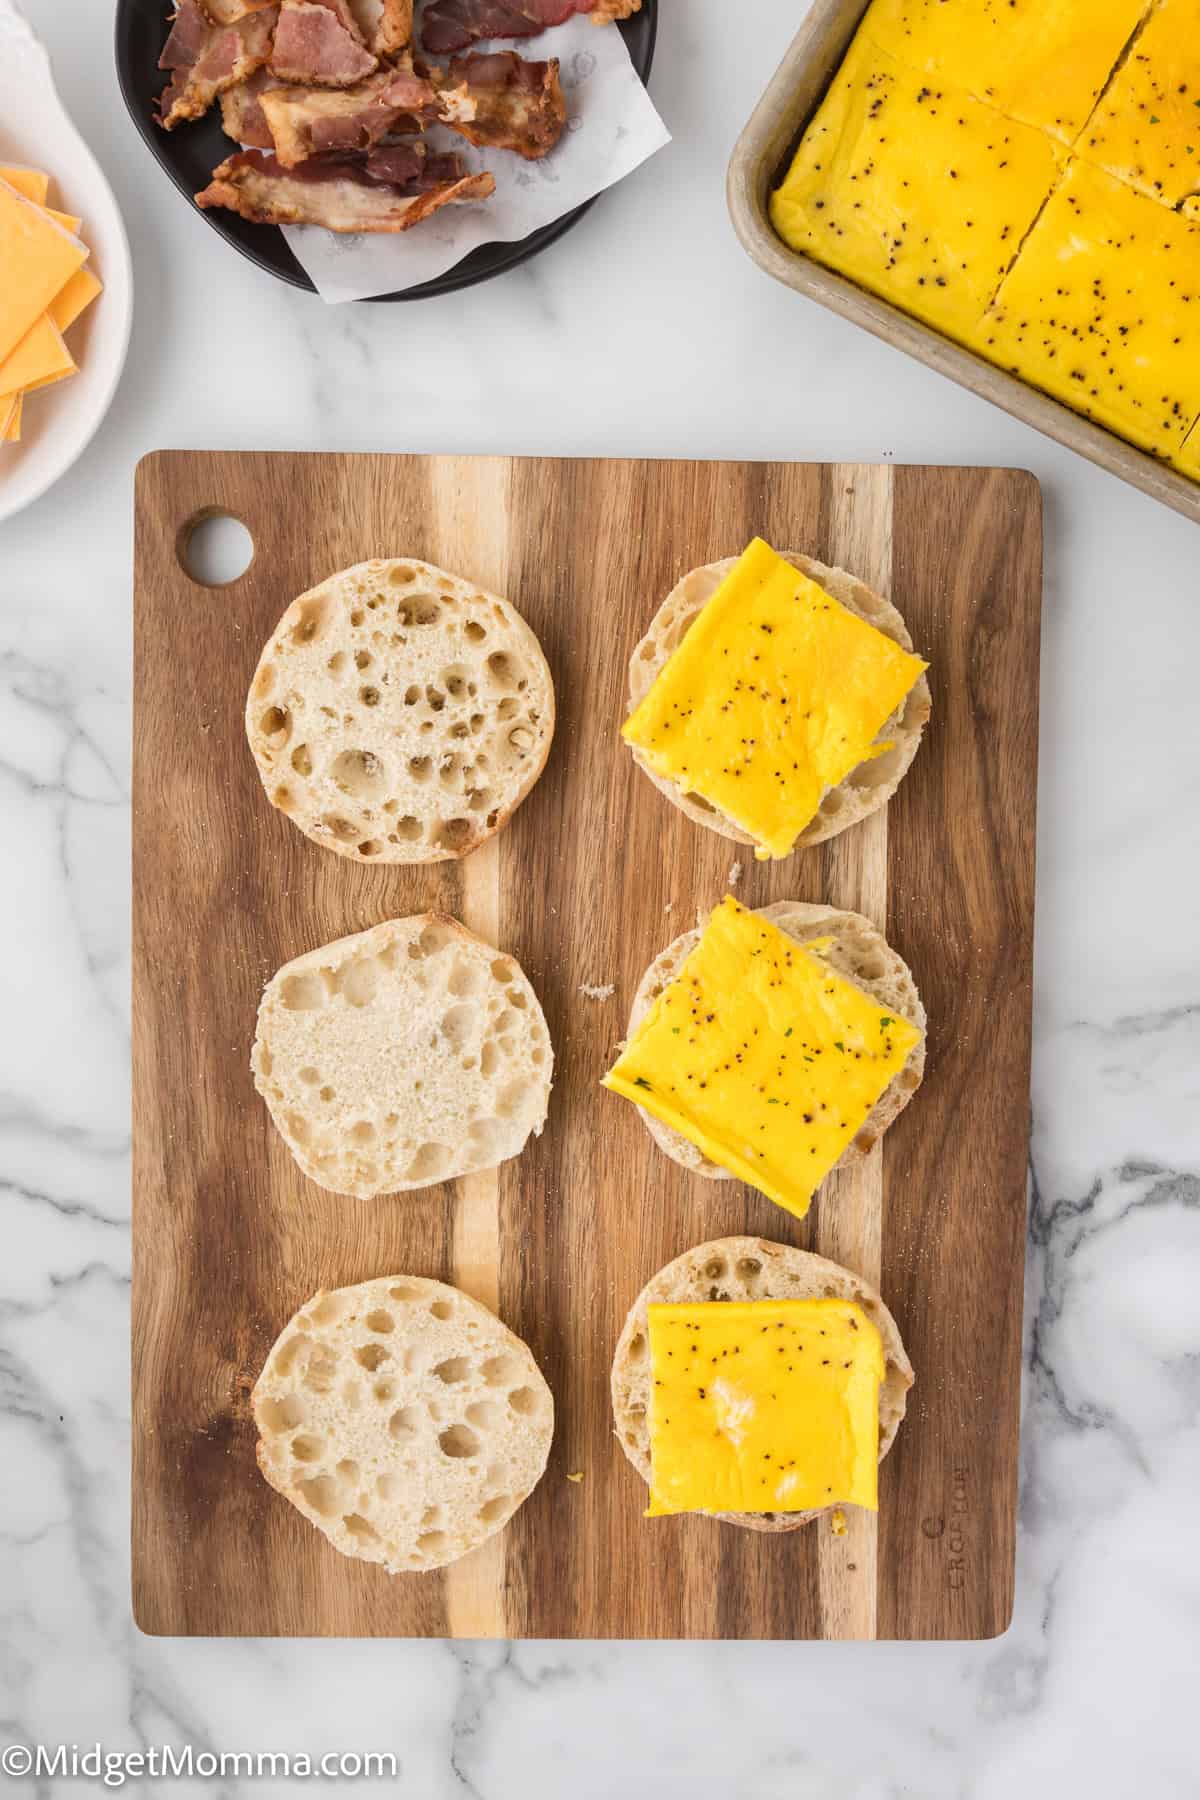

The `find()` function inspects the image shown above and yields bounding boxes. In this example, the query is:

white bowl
[0,0,133,525]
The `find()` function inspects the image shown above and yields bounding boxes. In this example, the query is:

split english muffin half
[254,1275,553,1573]
[252,914,553,1199]
[246,557,554,865]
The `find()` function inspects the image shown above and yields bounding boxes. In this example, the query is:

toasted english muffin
[623,899,925,1183]
[627,552,930,850]
[246,558,554,865]
[254,1274,553,1572]
[252,915,552,1198]
[611,1237,912,1533]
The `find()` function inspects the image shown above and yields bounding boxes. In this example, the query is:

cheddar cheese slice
[769,35,1064,348]
[0,314,75,401]
[645,1298,884,1516]
[0,179,88,363]
[49,268,103,335]
[0,164,49,205]
[1076,0,1200,209]
[622,539,926,859]
[1,394,21,443]
[865,0,1147,142]
[977,158,1200,462]
[602,897,922,1220]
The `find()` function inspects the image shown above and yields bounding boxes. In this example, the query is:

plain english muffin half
[611,1237,913,1533]
[254,1275,554,1573]
[252,915,553,1199]
[624,900,925,1183]
[246,558,554,865]
[627,552,931,851]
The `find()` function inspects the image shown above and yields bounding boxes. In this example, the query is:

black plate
[114,0,657,301]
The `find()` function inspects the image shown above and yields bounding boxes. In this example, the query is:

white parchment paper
[280,17,670,302]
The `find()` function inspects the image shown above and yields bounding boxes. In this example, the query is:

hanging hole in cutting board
[177,510,255,587]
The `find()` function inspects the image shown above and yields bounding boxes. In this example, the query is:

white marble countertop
[2,1,1198,1795]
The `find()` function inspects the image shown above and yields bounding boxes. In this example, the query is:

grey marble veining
[1,2,1198,1795]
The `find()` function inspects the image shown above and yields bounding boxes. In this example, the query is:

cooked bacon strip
[157,1,278,129]
[368,112,424,138]
[220,67,287,145]
[203,0,278,22]
[359,141,425,185]
[259,52,557,169]
[195,147,494,229]
[429,50,564,158]
[270,0,377,84]
[160,0,212,67]
[364,144,469,187]
[345,0,412,54]
[420,0,639,55]
[311,0,372,38]
[259,62,439,164]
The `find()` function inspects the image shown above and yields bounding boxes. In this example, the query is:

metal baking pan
[727,0,1200,526]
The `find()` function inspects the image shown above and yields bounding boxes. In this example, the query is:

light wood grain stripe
[812,463,893,1640]
[436,459,509,1639]
[452,833,502,1319]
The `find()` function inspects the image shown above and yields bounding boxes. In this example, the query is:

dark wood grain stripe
[878,464,1040,1640]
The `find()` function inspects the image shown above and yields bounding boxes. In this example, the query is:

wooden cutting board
[132,452,1041,1640]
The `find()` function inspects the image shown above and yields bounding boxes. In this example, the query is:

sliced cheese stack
[0,163,103,447]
